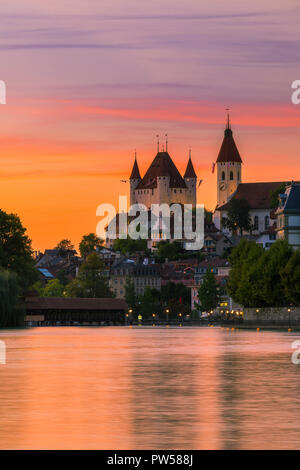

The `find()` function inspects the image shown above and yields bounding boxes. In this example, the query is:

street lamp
[166,308,170,324]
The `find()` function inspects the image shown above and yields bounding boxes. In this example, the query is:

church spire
[216,115,242,163]
[130,152,141,179]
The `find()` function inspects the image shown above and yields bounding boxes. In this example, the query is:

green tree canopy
[124,277,137,313]
[0,269,23,327]
[258,240,292,307]
[161,282,190,315]
[139,287,162,319]
[79,233,104,258]
[113,238,147,255]
[223,198,251,235]
[228,240,265,307]
[156,241,184,261]
[55,239,75,252]
[196,270,220,312]
[42,279,65,297]
[65,253,114,298]
[0,209,37,291]
[228,239,293,307]
[270,182,288,209]
[281,249,300,305]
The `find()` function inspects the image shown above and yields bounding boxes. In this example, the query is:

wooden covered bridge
[25,294,128,326]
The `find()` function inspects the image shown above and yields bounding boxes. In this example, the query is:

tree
[64,278,86,298]
[0,209,37,291]
[258,240,292,307]
[282,249,300,305]
[270,182,287,209]
[79,233,104,258]
[42,279,65,297]
[196,270,220,311]
[55,239,74,252]
[0,270,23,327]
[156,241,184,261]
[228,239,292,307]
[65,253,114,298]
[113,238,147,255]
[139,287,162,319]
[223,198,251,235]
[125,277,138,313]
[228,241,265,307]
[56,269,69,286]
[161,282,190,317]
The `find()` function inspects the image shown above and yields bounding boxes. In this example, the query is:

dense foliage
[113,238,147,255]
[223,198,251,235]
[0,270,23,327]
[125,280,190,320]
[196,270,220,311]
[228,239,295,307]
[0,209,37,291]
[79,233,104,258]
[64,253,114,298]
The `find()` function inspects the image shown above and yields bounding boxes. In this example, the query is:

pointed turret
[184,149,197,206]
[130,155,141,180]
[129,152,141,206]
[184,153,197,178]
[216,115,242,163]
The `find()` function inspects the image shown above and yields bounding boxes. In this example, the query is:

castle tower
[184,150,197,206]
[216,115,242,207]
[129,153,141,206]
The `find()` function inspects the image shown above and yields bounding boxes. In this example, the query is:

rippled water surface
[0,326,299,449]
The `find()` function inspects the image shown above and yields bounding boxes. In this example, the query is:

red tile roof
[136,152,187,190]
[216,128,242,163]
[217,182,284,211]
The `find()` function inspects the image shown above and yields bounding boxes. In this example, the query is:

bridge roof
[25,296,128,311]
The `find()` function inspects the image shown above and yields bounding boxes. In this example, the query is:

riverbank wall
[243,307,300,328]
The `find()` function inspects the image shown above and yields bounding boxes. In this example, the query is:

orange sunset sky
[0,0,299,251]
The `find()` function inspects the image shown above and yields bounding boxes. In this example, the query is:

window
[237,172,240,181]
[221,171,225,181]
[265,215,269,230]
[254,216,259,230]
[230,171,233,180]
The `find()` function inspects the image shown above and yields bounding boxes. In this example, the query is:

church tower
[129,153,141,206]
[184,150,197,206]
[216,115,242,207]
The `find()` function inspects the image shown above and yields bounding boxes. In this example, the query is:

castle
[129,147,197,209]
[126,116,286,249]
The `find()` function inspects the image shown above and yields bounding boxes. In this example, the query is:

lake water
[0,326,299,450]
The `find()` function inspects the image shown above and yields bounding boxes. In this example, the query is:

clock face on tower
[219,182,227,191]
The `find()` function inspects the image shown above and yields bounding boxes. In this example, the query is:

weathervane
[226,108,231,129]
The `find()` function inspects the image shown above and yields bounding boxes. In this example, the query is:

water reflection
[0,327,299,449]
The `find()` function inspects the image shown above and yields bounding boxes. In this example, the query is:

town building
[276,183,300,249]
[213,116,283,240]
[35,248,81,283]
[109,258,161,299]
